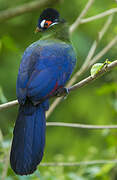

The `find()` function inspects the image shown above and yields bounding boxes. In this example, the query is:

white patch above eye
[40,20,46,28]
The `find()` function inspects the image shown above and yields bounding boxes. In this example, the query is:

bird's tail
[10,100,48,175]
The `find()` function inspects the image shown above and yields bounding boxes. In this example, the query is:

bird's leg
[55,87,69,99]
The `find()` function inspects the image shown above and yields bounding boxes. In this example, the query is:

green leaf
[90,60,111,76]
[90,63,103,76]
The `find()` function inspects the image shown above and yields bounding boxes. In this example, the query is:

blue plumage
[10,101,46,175]
[10,8,76,175]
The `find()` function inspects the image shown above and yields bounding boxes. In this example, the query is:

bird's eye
[44,21,52,28]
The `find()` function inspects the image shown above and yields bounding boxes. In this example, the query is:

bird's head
[35,8,65,33]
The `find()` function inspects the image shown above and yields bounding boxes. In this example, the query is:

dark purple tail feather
[10,100,46,175]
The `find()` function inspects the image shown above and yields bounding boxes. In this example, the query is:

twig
[89,36,117,67]
[81,8,117,24]
[0,100,18,111]
[69,0,95,33]
[80,15,113,72]
[69,60,117,91]
[0,60,117,111]
[46,122,117,129]
[40,159,117,166]
[67,15,113,87]
[0,0,59,22]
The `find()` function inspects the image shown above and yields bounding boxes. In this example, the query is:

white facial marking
[49,22,59,28]
[40,20,46,28]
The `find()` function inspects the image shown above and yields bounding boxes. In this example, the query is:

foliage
[0,0,117,179]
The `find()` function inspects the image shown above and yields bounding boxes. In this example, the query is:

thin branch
[0,60,117,111]
[68,15,113,87]
[81,8,117,24]
[81,15,113,71]
[69,0,95,34]
[0,100,18,111]
[40,159,117,166]
[46,122,117,129]
[89,36,117,67]
[0,0,59,22]
[46,97,61,117]
[69,60,117,91]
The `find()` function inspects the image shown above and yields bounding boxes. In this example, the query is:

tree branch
[0,0,59,22]
[0,60,117,111]
[80,15,113,72]
[81,8,117,24]
[69,0,95,33]
[89,36,117,67]
[40,159,117,166]
[0,100,18,111]
[46,122,117,129]
[67,15,113,87]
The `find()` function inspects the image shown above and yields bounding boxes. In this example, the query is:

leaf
[90,60,111,76]
[90,63,103,76]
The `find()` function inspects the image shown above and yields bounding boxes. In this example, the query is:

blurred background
[0,0,117,179]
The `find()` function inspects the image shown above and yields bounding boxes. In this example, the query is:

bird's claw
[56,87,69,99]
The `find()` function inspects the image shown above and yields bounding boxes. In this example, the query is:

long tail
[10,100,47,175]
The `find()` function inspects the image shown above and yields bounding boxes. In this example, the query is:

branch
[69,60,117,92]
[89,36,117,67]
[40,159,117,166]
[0,60,117,111]
[0,100,18,111]
[81,8,117,24]
[46,122,117,129]
[80,15,113,72]
[69,0,95,34]
[0,0,59,22]
[67,15,113,87]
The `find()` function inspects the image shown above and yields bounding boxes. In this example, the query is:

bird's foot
[56,87,69,99]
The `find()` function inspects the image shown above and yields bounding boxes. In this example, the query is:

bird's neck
[40,23,70,43]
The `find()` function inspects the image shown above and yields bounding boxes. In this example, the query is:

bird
[10,8,76,175]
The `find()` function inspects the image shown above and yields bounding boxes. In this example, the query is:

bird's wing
[27,67,59,103]
[17,42,76,104]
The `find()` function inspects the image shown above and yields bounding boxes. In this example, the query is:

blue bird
[10,8,76,175]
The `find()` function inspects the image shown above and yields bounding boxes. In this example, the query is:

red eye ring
[44,21,52,28]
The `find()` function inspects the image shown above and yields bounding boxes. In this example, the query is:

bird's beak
[34,27,42,33]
